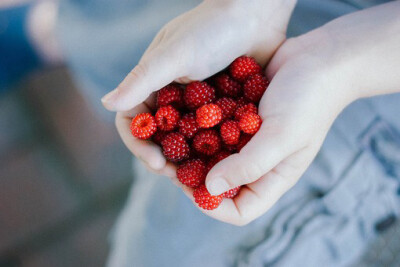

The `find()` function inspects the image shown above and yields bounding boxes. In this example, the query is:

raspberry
[130,113,157,139]
[230,56,262,82]
[184,81,215,110]
[177,159,206,188]
[178,113,199,139]
[239,113,262,134]
[207,150,231,172]
[236,97,249,109]
[237,134,252,152]
[193,129,221,156]
[196,104,222,128]
[243,74,269,103]
[214,73,242,97]
[223,143,238,153]
[157,84,183,108]
[152,131,168,145]
[193,185,223,210]
[234,103,258,121]
[220,120,241,145]
[161,132,190,162]
[221,186,241,198]
[215,97,237,121]
[155,105,180,131]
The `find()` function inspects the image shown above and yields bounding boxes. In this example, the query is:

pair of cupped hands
[101,0,400,225]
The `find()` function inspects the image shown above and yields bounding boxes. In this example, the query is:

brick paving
[0,68,132,267]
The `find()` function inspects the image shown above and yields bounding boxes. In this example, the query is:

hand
[201,1,400,225]
[107,1,297,176]
[103,0,296,111]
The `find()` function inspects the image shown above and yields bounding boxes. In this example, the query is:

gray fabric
[56,0,399,266]
[106,96,400,267]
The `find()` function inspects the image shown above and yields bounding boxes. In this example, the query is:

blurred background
[0,68,132,266]
[0,0,134,266]
[1,0,400,266]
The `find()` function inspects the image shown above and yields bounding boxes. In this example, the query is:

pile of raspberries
[130,56,268,210]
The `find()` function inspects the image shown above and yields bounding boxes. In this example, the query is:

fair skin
[102,0,400,226]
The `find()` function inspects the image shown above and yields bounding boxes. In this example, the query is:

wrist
[284,29,358,113]
[304,2,400,102]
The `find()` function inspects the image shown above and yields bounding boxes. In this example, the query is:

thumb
[102,50,183,111]
[206,127,293,195]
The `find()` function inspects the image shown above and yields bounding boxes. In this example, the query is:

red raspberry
[157,84,183,107]
[220,120,241,145]
[193,130,221,156]
[207,150,231,172]
[196,104,222,128]
[236,97,249,108]
[234,103,258,121]
[237,134,252,152]
[161,132,190,162]
[215,97,237,121]
[178,113,199,139]
[223,143,238,153]
[130,113,157,139]
[230,56,262,82]
[243,74,269,103]
[193,185,223,210]
[155,105,180,131]
[214,73,242,97]
[184,81,215,110]
[177,159,206,188]
[239,113,262,134]
[221,186,241,198]
[152,131,168,145]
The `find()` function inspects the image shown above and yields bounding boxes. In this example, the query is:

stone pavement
[0,68,132,267]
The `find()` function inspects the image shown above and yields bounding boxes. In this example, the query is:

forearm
[292,1,400,103]
[326,1,400,99]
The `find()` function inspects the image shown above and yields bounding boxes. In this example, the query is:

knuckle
[236,160,263,184]
[129,62,148,80]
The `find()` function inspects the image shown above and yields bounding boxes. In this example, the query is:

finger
[197,146,316,226]
[142,161,183,188]
[179,185,243,225]
[102,49,184,111]
[145,28,167,55]
[115,105,166,170]
[232,145,319,224]
[143,160,177,178]
[206,124,298,195]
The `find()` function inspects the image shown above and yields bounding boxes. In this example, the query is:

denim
[56,0,399,266]
[0,3,41,92]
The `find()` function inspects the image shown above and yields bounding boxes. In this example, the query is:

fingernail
[101,89,119,108]
[207,178,230,196]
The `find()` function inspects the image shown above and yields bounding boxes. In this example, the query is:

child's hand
[103,0,296,111]
[107,1,296,174]
[198,1,400,225]
[110,0,400,225]
[199,36,349,225]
